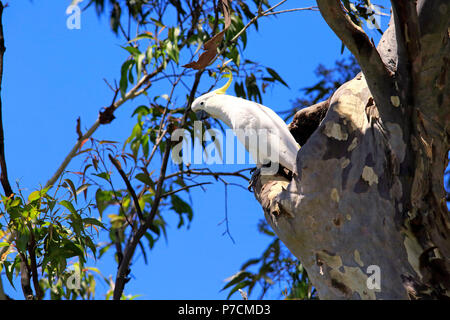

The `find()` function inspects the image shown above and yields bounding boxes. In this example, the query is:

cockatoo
[191,73,300,175]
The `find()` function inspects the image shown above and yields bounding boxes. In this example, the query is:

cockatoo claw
[248,168,261,191]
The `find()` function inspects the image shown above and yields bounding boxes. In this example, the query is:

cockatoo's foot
[248,168,261,191]
[260,162,293,181]
[248,163,293,192]
[277,166,293,181]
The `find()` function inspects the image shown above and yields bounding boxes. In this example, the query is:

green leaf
[227,280,252,300]
[4,260,18,289]
[121,45,141,56]
[266,67,289,88]
[128,32,154,43]
[93,172,111,182]
[135,173,153,186]
[76,184,90,196]
[83,218,106,229]
[221,271,251,291]
[135,52,146,80]
[60,200,77,215]
[141,135,149,158]
[146,45,155,63]
[62,239,85,259]
[95,189,113,218]
[166,41,179,64]
[171,195,193,217]
[131,105,150,118]
[150,18,165,28]
[120,59,135,97]
[64,178,78,203]
[9,197,22,208]
[28,190,41,202]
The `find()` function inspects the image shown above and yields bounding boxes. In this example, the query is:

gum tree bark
[252,0,449,299]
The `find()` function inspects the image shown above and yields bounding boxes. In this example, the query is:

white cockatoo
[191,73,300,174]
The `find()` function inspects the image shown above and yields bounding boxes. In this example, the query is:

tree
[252,0,450,299]
[223,56,360,300]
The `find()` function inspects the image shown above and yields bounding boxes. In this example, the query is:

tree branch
[164,168,251,182]
[210,3,317,68]
[19,255,33,300]
[45,64,163,189]
[0,274,7,300]
[108,154,145,223]
[0,2,12,197]
[160,182,211,198]
[113,139,173,300]
[27,233,44,300]
[316,0,402,125]
[390,0,421,74]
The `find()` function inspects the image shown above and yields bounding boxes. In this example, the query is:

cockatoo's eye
[200,102,204,106]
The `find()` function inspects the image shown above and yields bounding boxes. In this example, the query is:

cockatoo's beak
[196,110,209,120]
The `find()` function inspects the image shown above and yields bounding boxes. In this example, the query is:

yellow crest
[214,72,232,95]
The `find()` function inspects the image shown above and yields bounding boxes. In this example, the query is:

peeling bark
[252,2,450,299]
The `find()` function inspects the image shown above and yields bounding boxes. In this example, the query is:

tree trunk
[252,1,450,299]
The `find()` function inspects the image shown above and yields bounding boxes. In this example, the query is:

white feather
[192,93,299,172]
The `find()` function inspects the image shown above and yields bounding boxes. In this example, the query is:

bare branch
[0,2,12,197]
[164,168,251,182]
[263,7,319,17]
[316,0,403,125]
[160,182,212,198]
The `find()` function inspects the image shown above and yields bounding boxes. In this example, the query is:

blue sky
[1,0,396,299]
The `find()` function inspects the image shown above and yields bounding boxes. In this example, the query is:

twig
[164,168,251,182]
[108,154,145,223]
[160,182,211,198]
[222,183,235,243]
[264,7,319,16]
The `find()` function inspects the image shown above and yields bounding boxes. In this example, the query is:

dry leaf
[183,0,231,70]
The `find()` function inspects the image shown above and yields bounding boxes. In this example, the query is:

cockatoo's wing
[228,98,299,172]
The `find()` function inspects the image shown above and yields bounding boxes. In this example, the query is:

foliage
[0,181,102,299]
